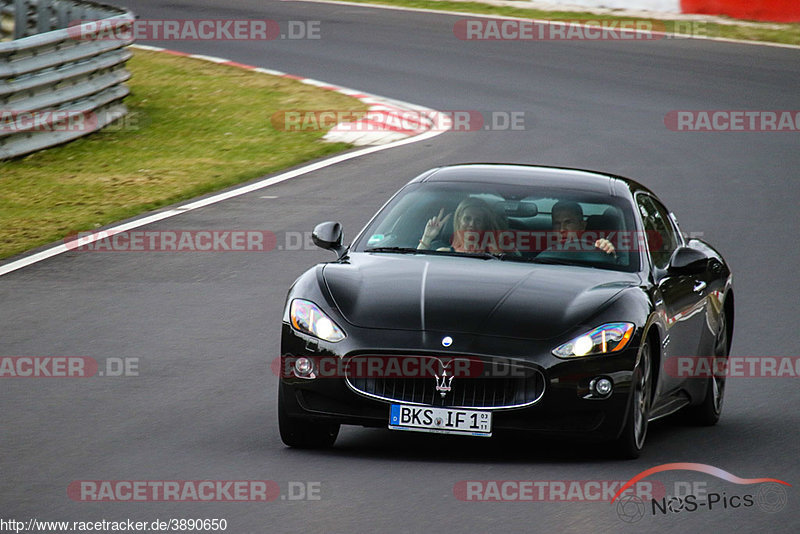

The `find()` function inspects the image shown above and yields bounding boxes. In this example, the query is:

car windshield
[353,181,641,272]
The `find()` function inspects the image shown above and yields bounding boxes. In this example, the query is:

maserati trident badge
[435,360,454,398]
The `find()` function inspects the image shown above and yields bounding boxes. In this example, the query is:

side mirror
[667,246,708,275]
[312,221,346,258]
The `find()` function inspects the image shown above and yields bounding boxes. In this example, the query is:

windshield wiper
[458,251,503,260]
[364,247,423,254]
[364,247,500,260]
[530,256,584,266]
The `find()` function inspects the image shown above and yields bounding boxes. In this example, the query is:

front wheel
[278,383,340,448]
[615,339,652,459]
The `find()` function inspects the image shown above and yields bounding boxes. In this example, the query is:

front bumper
[278,323,639,441]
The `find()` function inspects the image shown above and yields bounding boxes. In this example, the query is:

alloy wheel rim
[633,343,651,449]
[712,312,728,414]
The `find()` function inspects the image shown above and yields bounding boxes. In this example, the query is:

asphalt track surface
[2,1,799,532]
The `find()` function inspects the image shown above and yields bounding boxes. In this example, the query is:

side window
[637,195,680,269]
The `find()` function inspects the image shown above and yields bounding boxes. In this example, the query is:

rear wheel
[683,308,728,426]
[615,339,652,459]
[278,383,340,448]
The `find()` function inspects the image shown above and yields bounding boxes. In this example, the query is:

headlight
[289,299,346,342]
[552,322,634,358]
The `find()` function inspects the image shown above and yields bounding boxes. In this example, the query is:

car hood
[321,253,639,340]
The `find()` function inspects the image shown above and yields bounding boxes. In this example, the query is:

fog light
[294,357,314,377]
[594,377,613,396]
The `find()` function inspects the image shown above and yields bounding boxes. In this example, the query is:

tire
[615,339,653,459]
[683,308,728,426]
[278,383,340,448]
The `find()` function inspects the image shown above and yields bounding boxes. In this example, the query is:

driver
[551,201,616,255]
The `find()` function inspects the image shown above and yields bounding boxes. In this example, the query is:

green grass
[338,0,800,45]
[0,49,366,260]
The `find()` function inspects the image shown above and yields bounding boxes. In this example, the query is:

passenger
[417,197,508,253]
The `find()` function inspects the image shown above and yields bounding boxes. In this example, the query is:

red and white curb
[325,102,437,146]
[0,46,451,277]
[132,44,450,145]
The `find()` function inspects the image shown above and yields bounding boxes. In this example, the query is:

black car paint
[277,164,733,448]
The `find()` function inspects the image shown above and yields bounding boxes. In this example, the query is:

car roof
[411,164,654,199]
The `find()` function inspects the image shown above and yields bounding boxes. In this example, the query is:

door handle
[693,281,707,293]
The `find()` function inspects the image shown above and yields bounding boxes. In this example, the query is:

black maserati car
[277,164,733,458]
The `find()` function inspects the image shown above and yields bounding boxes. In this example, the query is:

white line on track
[0,48,451,278]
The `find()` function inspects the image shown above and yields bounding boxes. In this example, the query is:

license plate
[389,404,492,437]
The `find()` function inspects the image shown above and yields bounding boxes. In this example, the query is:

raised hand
[419,208,452,248]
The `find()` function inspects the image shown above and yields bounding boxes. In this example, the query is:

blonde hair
[451,197,507,251]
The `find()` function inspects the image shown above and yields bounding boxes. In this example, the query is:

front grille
[344,354,546,410]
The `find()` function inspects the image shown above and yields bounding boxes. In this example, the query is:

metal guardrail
[0,0,134,159]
